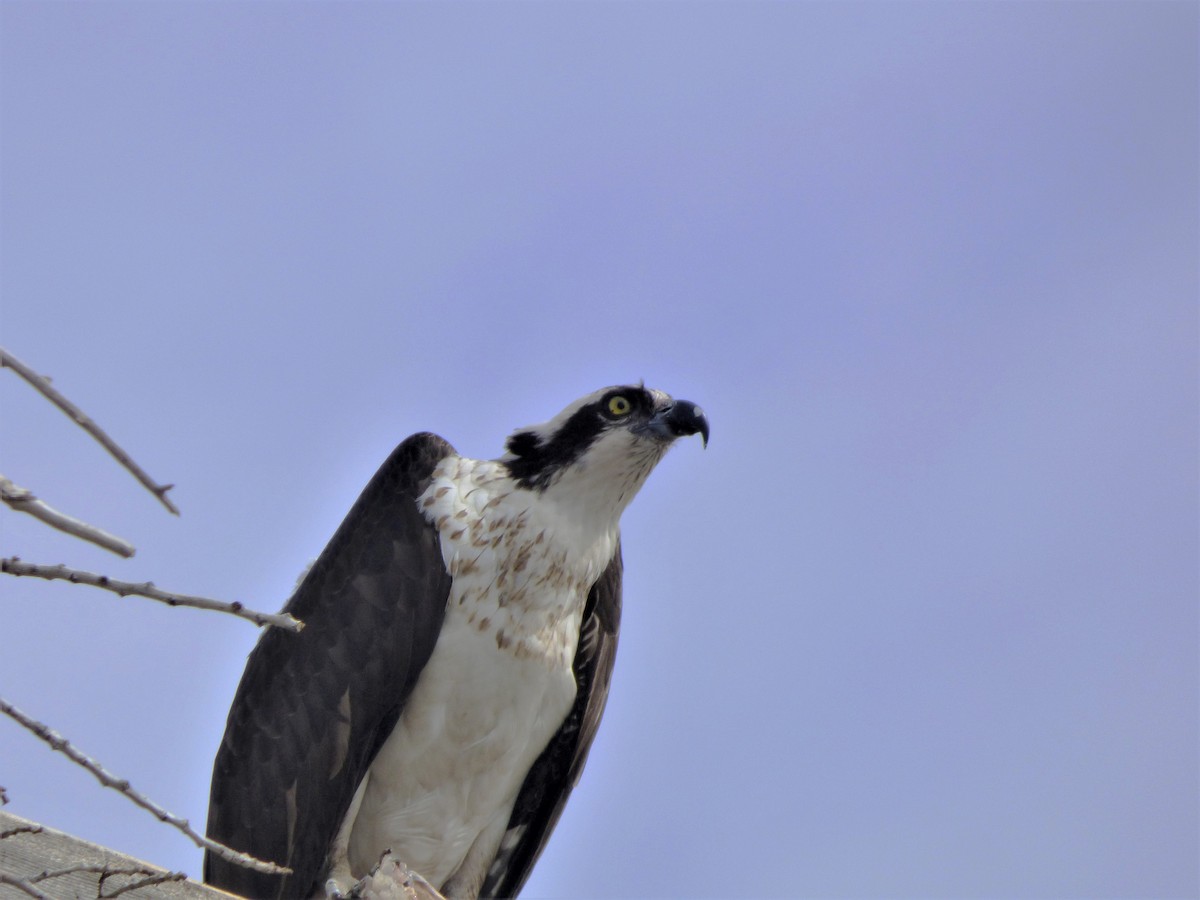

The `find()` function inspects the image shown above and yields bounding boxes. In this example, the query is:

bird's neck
[532,443,662,544]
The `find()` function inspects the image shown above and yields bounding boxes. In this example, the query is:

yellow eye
[607,395,632,416]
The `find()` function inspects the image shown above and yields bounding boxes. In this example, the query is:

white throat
[525,429,668,543]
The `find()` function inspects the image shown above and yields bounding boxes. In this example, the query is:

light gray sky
[1,3,1196,898]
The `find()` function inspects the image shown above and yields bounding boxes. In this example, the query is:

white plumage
[338,415,662,894]
[205,385,708,900]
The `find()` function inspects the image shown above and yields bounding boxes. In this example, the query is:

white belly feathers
[343,455,616,889]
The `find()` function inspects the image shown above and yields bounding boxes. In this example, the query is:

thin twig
[0,347,179,515]
[29,864,164,884]
[1,838,188,895]
[0,697,291,877]
[0,475,136,558]
[1,559,302,632]
[0,873,52,900]
[101,869,188,898]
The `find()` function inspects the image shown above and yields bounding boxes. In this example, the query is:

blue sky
[1,2,1196,897]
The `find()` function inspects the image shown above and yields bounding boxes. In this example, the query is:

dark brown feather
[204,433,455,899]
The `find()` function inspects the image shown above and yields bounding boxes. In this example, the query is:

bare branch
[29,863,169,884]
[0,697,291,877]
[4,865,186,900]
[102,868,188,897]
[0,347,179,515]
[1,559,302,632]
[100,869,188,898]
[0,475,136,558]
[0,872,53,900]
[22,864,188,898]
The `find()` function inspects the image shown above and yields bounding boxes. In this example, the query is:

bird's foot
[326,852,444,900]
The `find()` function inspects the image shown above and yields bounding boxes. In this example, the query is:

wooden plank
[0,810,232,899]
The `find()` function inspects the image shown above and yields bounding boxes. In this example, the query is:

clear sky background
[1,3,1196,898]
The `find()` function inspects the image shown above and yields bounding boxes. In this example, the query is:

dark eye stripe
[503,386,652,489]
[603,386,650,416]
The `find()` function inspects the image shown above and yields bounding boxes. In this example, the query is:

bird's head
[500,385,708,506]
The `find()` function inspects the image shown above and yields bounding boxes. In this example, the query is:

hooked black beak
[647,399,710,448]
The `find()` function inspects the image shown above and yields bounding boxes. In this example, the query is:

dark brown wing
[204,433,455,899]
[478,544,623,900]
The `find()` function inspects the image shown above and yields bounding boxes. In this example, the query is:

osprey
[204,385,708,899]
